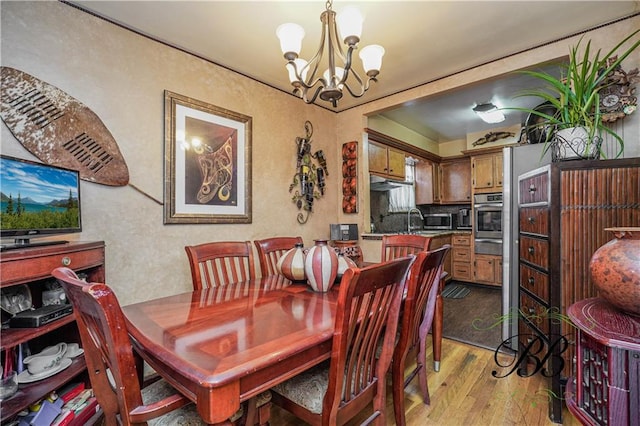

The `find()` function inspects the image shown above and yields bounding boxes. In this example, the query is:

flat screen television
[0,155,81,250]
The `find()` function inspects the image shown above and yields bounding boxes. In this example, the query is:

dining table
[122,274,339,424]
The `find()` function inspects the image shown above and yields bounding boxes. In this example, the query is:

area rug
[442,284,471,299]
[441,282,505,352]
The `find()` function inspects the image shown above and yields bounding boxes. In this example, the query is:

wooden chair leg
[257,401,271,425]
[391,357,407,426]
[417,330,431,405]
[432,277,445,372]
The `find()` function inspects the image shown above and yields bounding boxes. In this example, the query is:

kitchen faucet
[407,208,424,233]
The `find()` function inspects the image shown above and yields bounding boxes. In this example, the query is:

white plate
[65,348,84,358]
[17,358,72,383]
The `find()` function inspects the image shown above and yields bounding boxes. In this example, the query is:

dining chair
[391,245,451,426]
[270,256,415,426]
[185,241,256,290]
[52,267,272,426]
[254,236,303,277]
[381,234,431,261]
[381,233,447,372]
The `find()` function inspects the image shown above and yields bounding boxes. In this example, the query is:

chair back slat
[254,237,303,277]
[324,256,414,422]
[185,241,255,289]
[381,234,431,262]
[401,246,451,357]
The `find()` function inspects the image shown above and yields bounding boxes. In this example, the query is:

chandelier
[276,0,385,107]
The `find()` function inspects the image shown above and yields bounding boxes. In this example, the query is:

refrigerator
[501,144,551,349]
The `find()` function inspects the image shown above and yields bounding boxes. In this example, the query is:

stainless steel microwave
[423,213,453,230]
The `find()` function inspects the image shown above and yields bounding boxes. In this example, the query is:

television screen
[1,155,81,249]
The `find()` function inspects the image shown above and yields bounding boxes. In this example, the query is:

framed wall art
[164,91,252,224]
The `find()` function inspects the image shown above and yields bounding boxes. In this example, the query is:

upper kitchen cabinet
[369,141,406,180]
[415,157,440,204]
[472,151,503,193]
[439,157,471,204]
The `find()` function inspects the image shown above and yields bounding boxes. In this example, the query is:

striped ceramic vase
[304,240,338,292]
[277,243,306,282]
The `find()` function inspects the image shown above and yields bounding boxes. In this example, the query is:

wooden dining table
[122,274,339,424]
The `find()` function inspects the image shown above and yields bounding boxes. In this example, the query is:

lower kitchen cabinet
[451,233,472,282]
[473,254,502,286]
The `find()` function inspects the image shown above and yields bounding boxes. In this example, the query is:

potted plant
[514,29,640,160]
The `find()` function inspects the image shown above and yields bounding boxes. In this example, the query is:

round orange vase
[589,227,640,316]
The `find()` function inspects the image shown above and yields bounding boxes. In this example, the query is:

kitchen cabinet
[517,158,640,423]
[438,158,471,204]
[0,241,105,424]
[451,233,471,281]
[428,234,452,279]
[473,254,501,286]
[369,141,405,180]
[415,157,440,204]
[471,151,503,193]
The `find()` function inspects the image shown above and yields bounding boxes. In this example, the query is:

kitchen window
[388,159,416,212]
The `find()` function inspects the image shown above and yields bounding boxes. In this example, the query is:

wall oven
[474,193,503,255]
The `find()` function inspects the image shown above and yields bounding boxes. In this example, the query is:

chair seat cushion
[272,361,330,414]
[144,379,245,425]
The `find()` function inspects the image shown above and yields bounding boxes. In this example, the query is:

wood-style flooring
[269,337,582,425]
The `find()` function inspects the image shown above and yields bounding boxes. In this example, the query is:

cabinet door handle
[528,217,535,224]
[528,246,535,255]
[528,307,536,315]
[528,277,535,286]
[529,184,537,194]
[486,182,491,186]
[61,257,71,266]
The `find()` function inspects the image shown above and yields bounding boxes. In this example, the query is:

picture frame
[164,91,252,224]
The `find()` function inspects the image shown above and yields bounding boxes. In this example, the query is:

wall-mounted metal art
[341,141,357,213]
[288,121,326,224]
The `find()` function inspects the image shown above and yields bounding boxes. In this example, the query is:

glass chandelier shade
[276,0,384,107]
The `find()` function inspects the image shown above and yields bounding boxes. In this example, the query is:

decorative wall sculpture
[341,141,357,213]
[0,66,129,186]
[288,121,327,224]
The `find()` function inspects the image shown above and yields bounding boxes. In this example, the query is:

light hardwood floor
[269,337,581,425]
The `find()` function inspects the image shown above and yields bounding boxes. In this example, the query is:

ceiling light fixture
[276,0,385,108]
[473,103,506,124]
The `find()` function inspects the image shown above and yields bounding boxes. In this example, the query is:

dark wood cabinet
[517,158,640,423]
[566,298,640,426]
[0,241,105,423]
[439,157,471,204]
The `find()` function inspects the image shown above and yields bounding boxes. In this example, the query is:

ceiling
[68,1,639,142]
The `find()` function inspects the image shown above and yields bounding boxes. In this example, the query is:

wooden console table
[566,298,640,426]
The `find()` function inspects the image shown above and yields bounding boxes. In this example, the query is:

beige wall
[1,1,337,305]
[2,2,638,301]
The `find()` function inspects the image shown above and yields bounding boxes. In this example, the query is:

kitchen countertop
[361,229,472,240]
